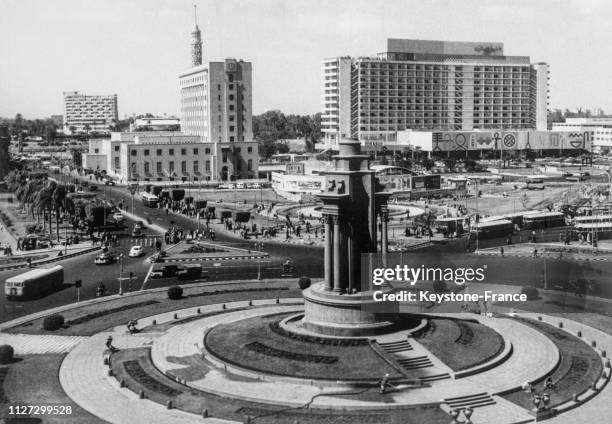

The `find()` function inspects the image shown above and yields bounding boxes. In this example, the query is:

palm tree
[52,184,67,241]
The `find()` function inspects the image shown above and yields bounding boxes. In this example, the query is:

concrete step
[379,340,413,353]
[396,355,433,370]
[445,392,497,410]
[418,373,451,382]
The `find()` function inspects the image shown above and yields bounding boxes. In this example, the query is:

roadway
[3,176,612,323]
[0,178,323,323]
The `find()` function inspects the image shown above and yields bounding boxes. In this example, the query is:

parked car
[134,221,145,230]
[94,252,115,265]
[129,245,145,257]
[88,185,98,192]
[113,213,125,222]
[104,179,116,186]
[131,227,143,237]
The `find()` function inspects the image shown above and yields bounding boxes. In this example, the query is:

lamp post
[118,253,125,295]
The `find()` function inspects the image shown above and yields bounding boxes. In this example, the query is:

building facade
[322,39,549,148]
[391,129,590,157]
[552,117,612,152]
[130,118,180,132]
[63,91,118,134]
[177,13,257,181]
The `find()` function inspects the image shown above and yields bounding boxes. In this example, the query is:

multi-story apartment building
[63,91,118,134]
[322,39,549,148]
[177,12,257,181]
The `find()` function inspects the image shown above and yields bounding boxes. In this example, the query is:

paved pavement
[3,293,609,424]
[0,333,86,354]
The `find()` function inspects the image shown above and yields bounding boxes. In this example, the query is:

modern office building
[177,9,257,181]
[63,91,119,134]
[322,39,550,148]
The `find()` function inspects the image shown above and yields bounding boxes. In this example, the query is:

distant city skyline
[1,0,611,119]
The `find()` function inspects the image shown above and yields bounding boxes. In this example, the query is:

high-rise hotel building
[322,39,549,147]
[63,91,118,135]
[178,10,257,181]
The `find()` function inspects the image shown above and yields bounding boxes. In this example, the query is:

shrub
[0,345,14,364]
[298,276,311,290]
[433,280,447,293]
[520,286,539,301]
[43,314,65,331]
[167,286,184,300]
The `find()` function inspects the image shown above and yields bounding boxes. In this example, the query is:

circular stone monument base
[301,282,411,336]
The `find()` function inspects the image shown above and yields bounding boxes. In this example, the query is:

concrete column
[333,215,343,293]
[324,214,333,291]
[381,210,389,256]
[347,232,354,294]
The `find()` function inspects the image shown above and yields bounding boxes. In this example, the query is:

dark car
[104,179,116,186]
[177,265,203,280]
[89,185,98,192]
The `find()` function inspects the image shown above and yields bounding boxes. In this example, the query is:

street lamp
[118,253,125,295]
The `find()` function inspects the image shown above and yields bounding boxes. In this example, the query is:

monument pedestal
[301,282,397,336]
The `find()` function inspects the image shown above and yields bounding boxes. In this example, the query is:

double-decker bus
[5,265,64,300]
[522,211,567,230]
[470,219,514,239]
[141,192,159,208]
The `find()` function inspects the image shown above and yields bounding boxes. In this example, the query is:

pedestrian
[500,247,504,257]
[105,336,119,353]
[533,248,538,258]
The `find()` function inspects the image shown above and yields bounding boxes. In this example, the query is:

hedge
[43,314,65,331]
[167,286,184,300]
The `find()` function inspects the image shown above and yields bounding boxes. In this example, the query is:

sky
[1,0,611,120]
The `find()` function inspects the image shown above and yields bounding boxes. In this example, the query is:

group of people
[1,244,13,256]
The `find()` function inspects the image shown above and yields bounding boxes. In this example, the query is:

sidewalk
[476,241,612,261]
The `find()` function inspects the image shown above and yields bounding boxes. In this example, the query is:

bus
[522,211,567,230]
[573,215,612,235]
[524,176,546,190]
[5,265,64,300]
[142,192,159,208]
[433,217,466,235]
[470,219,514,239]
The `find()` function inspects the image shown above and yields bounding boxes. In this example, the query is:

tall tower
[191,4,203,66]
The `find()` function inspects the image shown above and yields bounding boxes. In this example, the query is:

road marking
[140,264,154,291]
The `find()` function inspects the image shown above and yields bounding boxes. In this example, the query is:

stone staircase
[444,392,497,410]
[396,355,434,370]
[378,339,414,353]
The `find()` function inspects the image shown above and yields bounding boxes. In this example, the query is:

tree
[52,184,67,241]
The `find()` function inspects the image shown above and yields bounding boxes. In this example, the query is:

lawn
[6,280,299,336]
[502,317,604,409]
[205,313,404,381]
[111,347,450,424]
[1,354,106,424]
[414,317,505,371]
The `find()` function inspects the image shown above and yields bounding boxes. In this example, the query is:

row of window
[126,159,254,174]
[128,146,254,157]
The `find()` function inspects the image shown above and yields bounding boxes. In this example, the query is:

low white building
[82,131,258,183]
